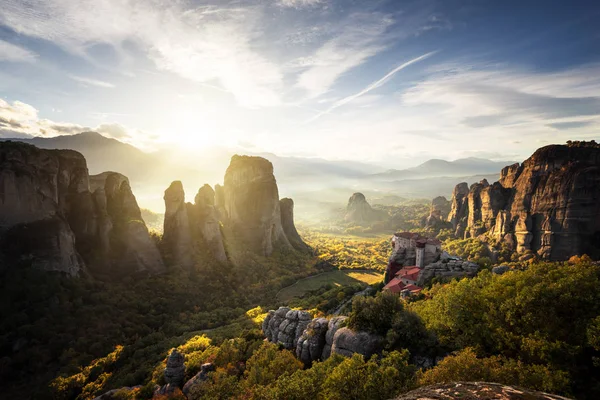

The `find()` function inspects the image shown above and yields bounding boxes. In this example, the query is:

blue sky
[0,0,599,167]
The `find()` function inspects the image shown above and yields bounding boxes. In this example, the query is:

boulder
[330,327,383,358]
[190,184,228,263]
[322,316,348,359]
[296,317,329,366]
[182,363,215,397]
[393,382,572,400]
[492,265,510,275]
[164,349,185,387]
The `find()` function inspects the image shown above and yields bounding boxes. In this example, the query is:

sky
[0,0,599,168]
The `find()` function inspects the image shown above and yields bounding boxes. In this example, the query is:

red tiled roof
[395,266,421,277]
[402,272,420,282]
[383,278,422,294]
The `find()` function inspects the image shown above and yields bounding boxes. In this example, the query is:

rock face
[264,308,382,364]
[330,327,383,358]
[0,142,164,277]
[424,196,451,229]
[417,258,479,286]
[164,349,186,387]
[162,156,308,263]
[262,307,311,350]
[296,317,329,366]
[163,182,229,268]
[280,198,309,252]
[182,362,215,397]
[222,155,292,256]
[394,382,571,400]
[344,192,385,224]
[447,144,600,260]
[88,172,164,277]
[322,316,348,360]
[163,181,194,269]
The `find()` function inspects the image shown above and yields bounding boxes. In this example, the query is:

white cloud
[277,0,323,9]
[0,39,37,62]
[0,98,159,150]
[295,13,394,99]
[0,0,283,107]
[306,51,436,122]
[70,75,115,88]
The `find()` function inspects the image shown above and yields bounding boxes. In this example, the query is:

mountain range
[0,132,516,214]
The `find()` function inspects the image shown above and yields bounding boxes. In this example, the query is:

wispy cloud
[0,0,283,107]
[0,39,37,63]
[305,51,436,123]
[295,13,395,99]
[70,75,115,88]
[277,0,324,9]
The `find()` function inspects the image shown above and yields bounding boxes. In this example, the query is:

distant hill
[371,157,517,180]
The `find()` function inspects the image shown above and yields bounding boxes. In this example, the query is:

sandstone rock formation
[296,317,329,366]
[344,192,386,224]
[447,144,600,260]
[0,141,164,277]
[330,327,383,358]
[164,349,186,387]
[182,363,215,397]
[222,155,292,256]
[394,382,571,400]
[264,308,383,364]
[162,155,308,263]
[280,198,309,252]
[322,316,348,360]
[417,258,479,286]
[424,196,451,229]
[88,172,164,277]
[163,181,194,269]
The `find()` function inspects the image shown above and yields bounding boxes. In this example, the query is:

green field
[277,269,383,303]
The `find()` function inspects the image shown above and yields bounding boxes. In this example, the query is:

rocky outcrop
[190,184,227,263]
[0,141,164,277]
[162,155,308,262]
[88,172,164,277]
[322,316,348,359]
[447,144,600,260]
[182,363,215,397]
[344,192,385,224]
[394,382,571,400]
[280,198,309,252]
[330,327,383,358]
[163,181,194,269]
[164,349,186,387]
[222,155,292,256]
[262,307,311,350]
[424,196,451,229]
[296,317,329,366]
[264,309,383,364]
[417,257,479,286]
[448,182,470,238]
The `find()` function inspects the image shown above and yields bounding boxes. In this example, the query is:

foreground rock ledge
[393,382,571,400]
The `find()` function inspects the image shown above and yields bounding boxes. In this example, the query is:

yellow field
[277,269,383,303]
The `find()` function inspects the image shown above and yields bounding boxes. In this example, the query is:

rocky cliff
[447,144,600,260]
[263,307,382,366]
[0,141,164,277]
[344,192,385,224]
[162,155,308,266]
[423,196,451,229]
[222,155,292,256]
